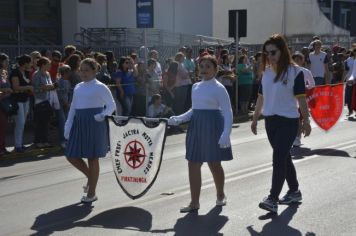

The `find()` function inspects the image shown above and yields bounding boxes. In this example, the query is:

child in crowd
[147,94,174,118]
[57,65,72,115]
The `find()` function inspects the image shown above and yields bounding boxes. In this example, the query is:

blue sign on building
[136,0,154,28]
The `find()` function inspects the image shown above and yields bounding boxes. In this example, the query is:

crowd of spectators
[0,38,355,156]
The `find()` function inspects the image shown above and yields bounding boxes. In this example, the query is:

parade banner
[306,84,344,131]
[108,116,167,199]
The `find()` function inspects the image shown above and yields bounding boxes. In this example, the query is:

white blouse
[64,79,116,138]
[177,78,233,136]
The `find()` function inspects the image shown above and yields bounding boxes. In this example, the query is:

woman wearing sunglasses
[251,34,311,214]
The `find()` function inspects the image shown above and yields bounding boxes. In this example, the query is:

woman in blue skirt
[168,55,233,213]
[64,58,116,203]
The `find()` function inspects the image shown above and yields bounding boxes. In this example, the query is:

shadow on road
[291,146,351,159]
[0,150,63,167]
[246,203,315,236]
[31,205,152,235]
[30,202,93,235]
[77,206,152,232]
[151,206,228,235]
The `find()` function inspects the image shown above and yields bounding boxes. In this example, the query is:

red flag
[306,84,344,131]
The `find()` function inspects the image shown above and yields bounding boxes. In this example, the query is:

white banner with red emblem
[108,116,167,199]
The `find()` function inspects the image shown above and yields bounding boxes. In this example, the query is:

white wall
[285,0,348,36]
[61,0,213,44]
[213,0,285,44]
[61,0,350,45]
[212,0,349,44]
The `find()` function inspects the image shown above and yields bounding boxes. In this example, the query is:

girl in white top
[291,52,315,147]
[168,56,233,213]
[251,34,311,214]
[64,58,116,203]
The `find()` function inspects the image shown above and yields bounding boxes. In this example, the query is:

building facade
[0,0,355,46]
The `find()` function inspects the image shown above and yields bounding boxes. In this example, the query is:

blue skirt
[186,109,233,162]
[66,107,109,158]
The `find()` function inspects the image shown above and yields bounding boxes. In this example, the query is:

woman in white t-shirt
[251,34,311,214]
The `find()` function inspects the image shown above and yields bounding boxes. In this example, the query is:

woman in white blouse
[168,56,233,213]
[64,58,116,203]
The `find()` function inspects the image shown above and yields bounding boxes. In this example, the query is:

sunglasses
[265,49,279,56]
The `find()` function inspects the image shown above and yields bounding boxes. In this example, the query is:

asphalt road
[0,113,356,236]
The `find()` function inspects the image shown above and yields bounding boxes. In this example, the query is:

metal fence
[74,27,234,48]
[1,40,354,66]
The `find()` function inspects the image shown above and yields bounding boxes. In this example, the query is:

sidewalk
[1,121,64,160]
[0,113,253,161]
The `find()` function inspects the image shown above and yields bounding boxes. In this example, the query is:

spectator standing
[347,57,356,115]
[105,51,117,75]
[132,62,148,116]
[29,51,41,80]
[162,61,178,108]
[249,52,263,110]
[112,57,137,116]
[173,52,191,115]
[57,65,71,116]
[331,53,345,84]
[32,57,56,148]
[10,55,33,152]
[95,53,112,85]
[149,50,162,81]
[0,53,12,156]
[62,45,76,63]
[292,52,315,147]
[301,47,311,69]
[66,54,82,89]
[217,54,235,107]
[49,50,62,83]
[309,40,330,85]
[237,55,254,114]
[345,48,356,116]
[146,58,161,109]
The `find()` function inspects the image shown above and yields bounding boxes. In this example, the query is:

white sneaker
[293,136,301,147]
[216,197,227,206]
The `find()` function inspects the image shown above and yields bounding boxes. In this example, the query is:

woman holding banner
[64,58,116,203]
[168,55,233,213]
[251,34,311,214]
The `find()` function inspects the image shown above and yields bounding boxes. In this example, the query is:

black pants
[265,115,299,200]
[34,101,52,143]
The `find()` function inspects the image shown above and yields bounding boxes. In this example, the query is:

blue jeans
[14,101,29,148]
[55,108,66,142]
[122,95,134,116]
